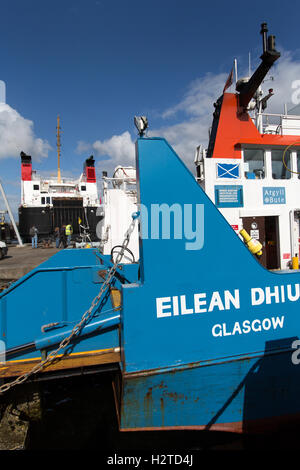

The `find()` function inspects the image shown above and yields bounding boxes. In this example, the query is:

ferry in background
[18,117,102,242]
[195,22,300,271]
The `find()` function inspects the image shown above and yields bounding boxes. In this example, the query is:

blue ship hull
[118,138,300,433]
[121,342,300,432]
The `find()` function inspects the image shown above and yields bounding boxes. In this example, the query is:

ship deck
[0,244,61,285]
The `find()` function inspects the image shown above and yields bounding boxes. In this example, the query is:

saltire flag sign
[217,163,240,179]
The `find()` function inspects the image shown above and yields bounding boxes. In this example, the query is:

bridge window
[243,149,265,179]
[271,149,291,179]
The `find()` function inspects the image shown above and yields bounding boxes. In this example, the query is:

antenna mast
[56,115,61,183]
[249,52,251,76]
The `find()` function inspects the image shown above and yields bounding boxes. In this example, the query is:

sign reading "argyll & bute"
[263,187,286,204]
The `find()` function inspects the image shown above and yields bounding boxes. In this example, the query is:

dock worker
[59,225,67,248]
[65,223,73,246]
[29,225,38,249]
[54,226,60,248]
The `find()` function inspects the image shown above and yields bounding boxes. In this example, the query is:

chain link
[0,214,138,394]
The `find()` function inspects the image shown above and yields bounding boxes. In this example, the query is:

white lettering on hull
[156,284,300,317]
[155,285,297,338]
[212,316,285,337]
[156,289,240,317]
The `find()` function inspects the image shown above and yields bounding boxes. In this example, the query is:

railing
[102,176,137,193]
[252,112,300,135]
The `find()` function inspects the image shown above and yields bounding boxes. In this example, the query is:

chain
[0,214,139,394]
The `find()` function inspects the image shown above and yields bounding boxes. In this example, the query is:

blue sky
[1,0,300,217]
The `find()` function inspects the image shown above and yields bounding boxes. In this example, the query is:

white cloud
[0,103,51,160]
[264,50,300,113]
[149,71,229,170]
[149,119,209,171]
[75,74,228,174]
[92,131,135,163]
[76,131,135,175]
[161,72,228,119]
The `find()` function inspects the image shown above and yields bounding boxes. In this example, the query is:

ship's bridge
[197,142,300,272]
[22,175,99,207]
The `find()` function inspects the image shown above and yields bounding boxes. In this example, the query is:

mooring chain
[0,214,139,394]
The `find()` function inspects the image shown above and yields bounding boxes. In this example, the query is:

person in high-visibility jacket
[65,223,73,246]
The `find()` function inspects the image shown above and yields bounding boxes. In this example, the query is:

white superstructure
[97,166,139,263]
[21,172,99,209]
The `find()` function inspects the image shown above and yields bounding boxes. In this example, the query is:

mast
[56,115,61,184]
[236,23,280,111]
[0,180,23,246]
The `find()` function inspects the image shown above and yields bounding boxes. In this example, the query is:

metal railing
[252,112,300,135]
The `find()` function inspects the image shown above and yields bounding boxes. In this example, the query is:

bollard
[292,255,299,270]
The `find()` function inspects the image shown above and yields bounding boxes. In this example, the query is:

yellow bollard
[292,255,299,270]
[239,229,263,257]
